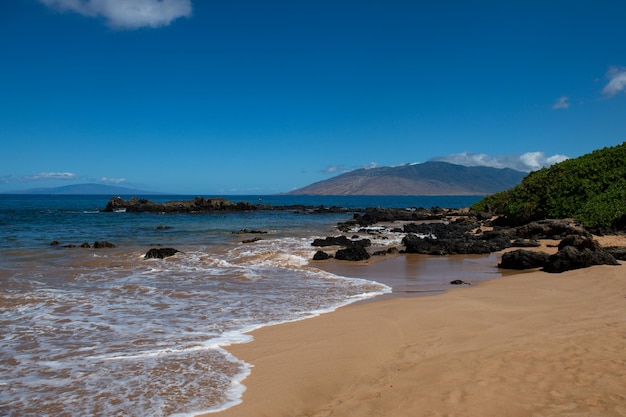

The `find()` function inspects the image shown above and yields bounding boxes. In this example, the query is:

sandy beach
[211,243,626,417]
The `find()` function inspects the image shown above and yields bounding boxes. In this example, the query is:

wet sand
[210,240,626,417]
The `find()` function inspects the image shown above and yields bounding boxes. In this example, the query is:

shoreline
[207,241,626,417]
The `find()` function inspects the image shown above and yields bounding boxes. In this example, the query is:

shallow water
[0,194,482,416]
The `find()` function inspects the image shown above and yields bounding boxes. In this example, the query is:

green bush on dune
[471,142,626,229]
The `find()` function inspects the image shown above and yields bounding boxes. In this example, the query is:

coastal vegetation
[471,142,626,229]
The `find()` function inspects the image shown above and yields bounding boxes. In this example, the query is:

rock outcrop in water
[104,196,258,213]
[144,248,180,259]
[102,196,360,215]
[50,240,116,248]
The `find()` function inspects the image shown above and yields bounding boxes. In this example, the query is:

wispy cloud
[20,172,80,182]
[552,96,570,109]
[321,162,380,175]
[361,162,380,170]
[320,165,346,175]
[431,152,569,172]
[39,0,192,29]
[602,66,626,97]
[99,176,127,184]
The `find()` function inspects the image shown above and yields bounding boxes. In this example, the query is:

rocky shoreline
[310,207,626,274]
[89,197,626,274]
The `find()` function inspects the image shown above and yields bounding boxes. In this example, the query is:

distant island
[3,183,162,195]
[287,161,526,196]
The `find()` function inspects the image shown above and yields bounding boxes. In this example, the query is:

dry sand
[210,244,626,417]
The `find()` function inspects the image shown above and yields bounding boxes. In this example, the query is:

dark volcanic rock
[312,236,353,247]
[144,248,180,259]
[351,238,372,248]
[233,229,268,234]
[312,250,331,260]
[511,239,541,248]
[604,246,626,261]
[403,222,471,237]
[402,226,510,255]
[104,196,258,213]
[335,246,371,261]
[450,279,471,285]
[337,207,473,231]
[499,250,550,270]
[543,235,619,273]
[241,237,262,243]
[93,241,116,248]
[311,236,371,248]
[515,219,591,240]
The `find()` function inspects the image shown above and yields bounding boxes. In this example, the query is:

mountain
[287,161,527,196]
[471,142,626,229]
[5,183,162,195]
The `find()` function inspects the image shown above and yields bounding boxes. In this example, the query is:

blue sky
[1,0,625,194]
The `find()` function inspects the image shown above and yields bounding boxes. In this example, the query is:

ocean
[0,194,482,417]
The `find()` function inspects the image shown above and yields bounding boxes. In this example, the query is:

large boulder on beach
[312,250,331,260]
[334,246,371,261]
[499,250,550,270]
[543,235,619,273]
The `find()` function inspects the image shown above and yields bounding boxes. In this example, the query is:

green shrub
[470,142,626,229]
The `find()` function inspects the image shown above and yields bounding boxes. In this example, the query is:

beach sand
[210,242,626,417]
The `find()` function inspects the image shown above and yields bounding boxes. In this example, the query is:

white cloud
[602,66,626,97]
[320,163,379,174]
[320,165,345,174]
[552,96,570,109]
[21,172,80,181]
[39,0,192,29]
[431,152,569,172]
[99,177,127,184]
[361,162,379,170]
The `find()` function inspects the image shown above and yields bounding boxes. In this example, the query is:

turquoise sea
[0,194,482,416]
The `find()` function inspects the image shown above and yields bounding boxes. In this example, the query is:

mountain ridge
[287,161,526,196]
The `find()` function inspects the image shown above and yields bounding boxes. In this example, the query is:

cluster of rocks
[50,240,116,248]
[312,235,375,261]
[500,235,623,273]
[311,207,626,274]
[336,206,468,231]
